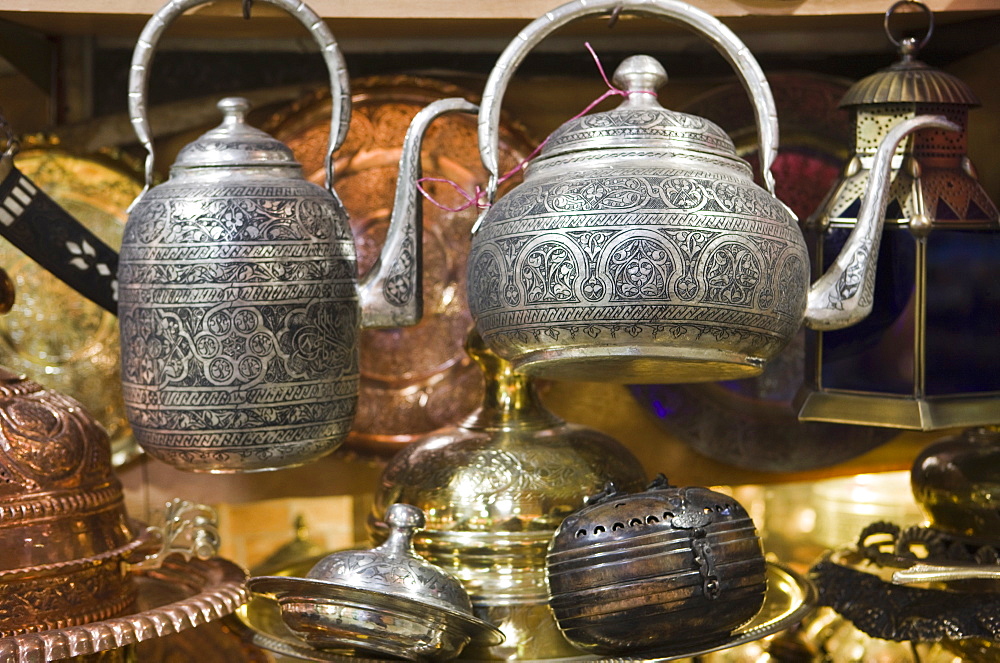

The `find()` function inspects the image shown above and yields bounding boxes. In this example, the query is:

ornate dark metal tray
[0,556,249,662]
[237,561,814,662]
[265,75,536,461]
[811,544,1000,643]
[630,72,895,472]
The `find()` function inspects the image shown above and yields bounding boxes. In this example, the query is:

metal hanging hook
[0,106,19,160]
[607,4,624,28]
[884,0,934,52]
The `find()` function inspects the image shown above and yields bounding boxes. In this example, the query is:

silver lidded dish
[248,503,503,660]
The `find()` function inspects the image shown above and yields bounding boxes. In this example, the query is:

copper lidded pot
[467,0,959,384]
[117,0,476,472]
[0,368,141,636]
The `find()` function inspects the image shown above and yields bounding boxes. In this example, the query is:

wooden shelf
[2,0,998,19]
[1,0,999,41]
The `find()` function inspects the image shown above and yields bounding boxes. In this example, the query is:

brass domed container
[370,332,647,659]
[546,476,767,655]
[910,426,1000,542]
[0,367,141,636]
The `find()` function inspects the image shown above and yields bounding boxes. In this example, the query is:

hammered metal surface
[267,76,536,460]
[0,138,141,468]
[546,479,767,655]
[0,368,138,636]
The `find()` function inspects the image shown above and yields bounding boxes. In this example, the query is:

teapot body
[468,143,809,383]
[119,167,360,472]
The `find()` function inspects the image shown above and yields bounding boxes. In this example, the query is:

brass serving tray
[1,137,143,467]
[0,556,249,662]
[237,560,814,662]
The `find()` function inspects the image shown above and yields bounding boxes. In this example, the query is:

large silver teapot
[467,0,958,384]
[117,0,475,472]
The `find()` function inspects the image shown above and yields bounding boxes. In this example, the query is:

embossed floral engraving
[775,254,807,317]
[704,242,762,306]
[470,251,503,312]
[546,177,646,213]
[607,237,672,301]
[521,241,580,304]
[658,177,707,210]
[119,183,359,471]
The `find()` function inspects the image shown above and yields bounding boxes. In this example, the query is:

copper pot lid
[265,75,536,461]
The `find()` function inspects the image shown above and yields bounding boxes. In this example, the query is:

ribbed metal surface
[840,59,979,107]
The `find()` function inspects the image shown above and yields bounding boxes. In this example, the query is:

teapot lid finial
[217,96,252,124]
[611,55,668,101]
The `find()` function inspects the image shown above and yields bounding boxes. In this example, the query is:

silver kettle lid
[538,55,739,162]
[172,97,300,171]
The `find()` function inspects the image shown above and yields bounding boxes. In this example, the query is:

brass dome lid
[840,3,978,109]
[370,333,647,549]
[840,55,980,108]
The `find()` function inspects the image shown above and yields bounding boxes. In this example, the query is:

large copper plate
[0,556,249,662]
[238,561,814,662]
[266,76,535,461]
[0,137,142,467]
[630,73,895,472]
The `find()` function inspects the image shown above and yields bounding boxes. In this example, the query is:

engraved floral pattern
[705,242,762,307]
[118,183,359,471]
[546,178,646,213]
[522,241,579,304]
[659,177,709,209]
[470,251,503,311]
[607,237,672,301]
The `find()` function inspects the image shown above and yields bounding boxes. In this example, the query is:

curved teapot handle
[128,0,350,202]
[479,0,778,203]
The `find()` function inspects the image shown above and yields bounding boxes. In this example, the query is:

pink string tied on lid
[417,42,658,214]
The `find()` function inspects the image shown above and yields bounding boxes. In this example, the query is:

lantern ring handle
[884,0,934,52]
[478,0,779,204]
[127,0,350,205]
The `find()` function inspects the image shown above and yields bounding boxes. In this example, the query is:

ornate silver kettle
[117,0,476,472]
[467,0,958,384]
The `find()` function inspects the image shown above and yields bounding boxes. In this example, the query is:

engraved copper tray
[236,561,814,662]
[266,76,536,461]
[0,556,249,662]
[0,136,143,467]
[630,73,895,472]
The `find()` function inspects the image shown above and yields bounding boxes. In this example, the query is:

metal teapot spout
[358,98,478,328]
[804,114,959,330]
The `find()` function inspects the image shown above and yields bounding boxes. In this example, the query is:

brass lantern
[796,0,1000,430]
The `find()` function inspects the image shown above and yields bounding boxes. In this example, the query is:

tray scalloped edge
[0,557,249,663]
